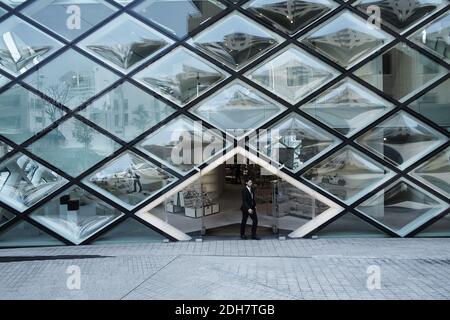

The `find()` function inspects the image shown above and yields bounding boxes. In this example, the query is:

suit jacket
[240,186,256,213]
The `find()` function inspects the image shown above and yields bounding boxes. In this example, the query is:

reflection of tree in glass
[132,105,150,130]
[45,83,71,107]
[72,121,94,150]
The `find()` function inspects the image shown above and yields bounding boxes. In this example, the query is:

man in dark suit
[240,179,260,240]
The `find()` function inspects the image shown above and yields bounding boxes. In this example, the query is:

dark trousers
[133,179,142,193]
[240,209,258,237]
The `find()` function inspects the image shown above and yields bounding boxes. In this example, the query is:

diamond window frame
[0,0,448,245]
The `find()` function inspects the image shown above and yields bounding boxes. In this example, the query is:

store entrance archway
[198,161,282,240]
[139,147,343,241]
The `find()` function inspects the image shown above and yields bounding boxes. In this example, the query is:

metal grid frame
[0,0,447,246]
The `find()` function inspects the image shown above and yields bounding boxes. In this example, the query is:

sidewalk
[1,238,450,300]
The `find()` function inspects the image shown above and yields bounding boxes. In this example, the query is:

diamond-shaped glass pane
[410,146,450,198]
[0,0,26,8]
[0,85,65,144]
[134,47,228,107]
[0,220,64,248]
[315,212,389,238]
[83,151,177,210]
[79,81,176,143]
[300,10,394,68]
[0,140,13,159]
[409,11,450,64]
[0,74,10,89]
[27,118,121,177]
[78,14,174,73]
[188,11,284,70]
[409,79,450,132]
[246,45,339,104]
[133,0,226,39]
[92,217,167,244]
[273,179,332,235]
[0,152,68,212]
[23,49,121,110]
[357,178,449,236]
[244,0,338,36]
[354,43,448,102]
[248,112,341,172]
[0,206,14,228]
[136,115,227,174]
[416,213,450,237]
[303,146,394,204]
[356,111,448,169]
[113,0,134,5]
[190,80,286,138]
[301,79,395,137]
[29,185,124,244]
[0,16,63,76]
[22,0,118,41]
[353,0,449,34]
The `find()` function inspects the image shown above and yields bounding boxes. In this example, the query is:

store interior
[150,156,330,239]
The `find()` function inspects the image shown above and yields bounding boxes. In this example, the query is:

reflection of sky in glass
[306,11,391,39]
[22,0,118,40]
[134,0,225,38]
[23,49,120,109]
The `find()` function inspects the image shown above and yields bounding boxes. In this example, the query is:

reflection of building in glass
[248,0,334,33]
[0,85,64,144]
[356,0,445,31]
[142,64,224,104]
[310,28,383,50]
[198,32,276,66]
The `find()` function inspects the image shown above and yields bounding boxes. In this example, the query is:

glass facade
[0,0,448,247]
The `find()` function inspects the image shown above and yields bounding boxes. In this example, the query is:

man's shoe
[240,235,247,240]
[251,236,261,240]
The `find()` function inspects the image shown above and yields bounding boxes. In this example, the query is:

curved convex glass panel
[300,10,394,68]
[244,0,338,36]
[136,115,227,174]
[190,80,286,138]
[301,79,394,137]
[410,146,450,198]
[353,0,448,33]
[78,14,174,73]
[83,151,177,210]
[0,16,63,76]
[0,153,68,212]
[354,43,448,102]
[30,185,124,244]
[357,178,449,236]
[248,112,341,172]
[134,47,229,107]
[246,45,339,104]
[302,146,394,204]
[188,11,284,70]
[356,111,448,170]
